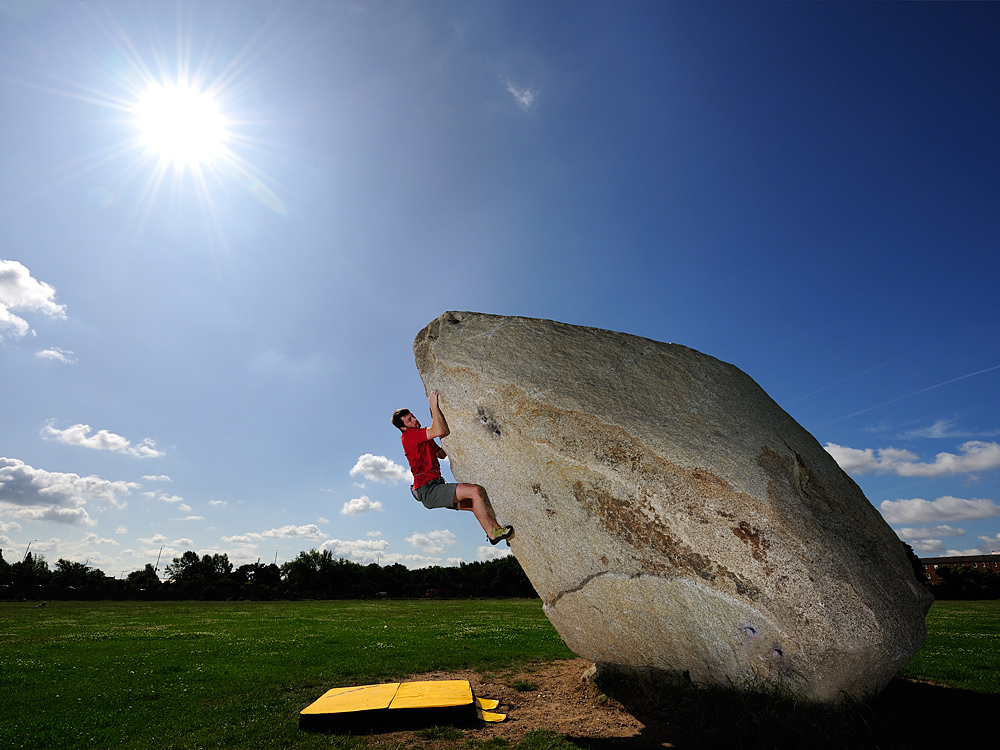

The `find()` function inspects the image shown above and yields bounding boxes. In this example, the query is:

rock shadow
[571,675,998,750]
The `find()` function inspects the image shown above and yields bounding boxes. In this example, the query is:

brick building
[920,553,1000,584]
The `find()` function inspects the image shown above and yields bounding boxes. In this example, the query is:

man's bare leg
[454,483,507,539]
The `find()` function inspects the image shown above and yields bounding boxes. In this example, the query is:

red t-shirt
[401,428,442,489]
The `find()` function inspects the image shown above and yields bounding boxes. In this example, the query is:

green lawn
[900,598,1000,693]
[1,598,997,750]
[0,599,572,750]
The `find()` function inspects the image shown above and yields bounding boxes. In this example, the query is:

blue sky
[1,1,998,576]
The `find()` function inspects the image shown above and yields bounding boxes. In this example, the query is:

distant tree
[0,549,10,585]
[233,561,281,599]
[165,551,232,583]
[164,551,235,598]
[281,548,337,597]
[53,559,93,589]
[11,552,52,594]
[935,564,1000,599]
[901,543,926,584]
[127,564,161,588]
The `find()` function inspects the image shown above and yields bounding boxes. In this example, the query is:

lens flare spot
[246,178,288,217]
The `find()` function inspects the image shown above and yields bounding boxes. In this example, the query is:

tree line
[0,548,536,601]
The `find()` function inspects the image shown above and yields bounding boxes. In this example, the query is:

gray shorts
[411,478,458,510]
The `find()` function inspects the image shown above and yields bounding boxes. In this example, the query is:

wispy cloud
[825,440,1000,477]
[350,454,410,484]
[36,347,75,364]
[0,260,66,340]
[880,495,1000,524]
[42,421,165,458]
[505,79,537,110]
[895,418,1000,440]
[826,364,1000,425]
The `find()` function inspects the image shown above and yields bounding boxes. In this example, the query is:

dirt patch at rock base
[370,658,657,748]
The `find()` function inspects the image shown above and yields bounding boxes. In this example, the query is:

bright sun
[135,83,227,167]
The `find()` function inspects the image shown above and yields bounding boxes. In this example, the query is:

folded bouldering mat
[299,679,505,732]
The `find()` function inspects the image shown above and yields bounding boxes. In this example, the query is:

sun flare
[134,83,227,167]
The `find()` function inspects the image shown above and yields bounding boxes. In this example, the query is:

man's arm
[425,390,450,440]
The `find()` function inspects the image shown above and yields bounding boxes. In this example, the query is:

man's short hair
[391,408,411,431]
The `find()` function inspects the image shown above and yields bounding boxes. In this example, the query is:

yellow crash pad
[300,682,402,716]
[389,680,473,709]
[299,679,505,731]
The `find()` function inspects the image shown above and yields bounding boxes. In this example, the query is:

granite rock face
[414,312,932,703]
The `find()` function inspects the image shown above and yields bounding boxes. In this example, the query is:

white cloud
[0,520,23,533]
[977,534,1000,552]
[42,422,165,458]
[942,548,991,557]
[208,499,226,507]
[82,532,119,546]
[350,454,411,484]
[143,475,172,482]
[826,440,1000,477]
[880,495,1000,524]
[341,495,384,515]
[222,524,326,544]
[908,539,946,554]
[115,526,128,534]
[320,537,391,564]
[0,456,137,525]
[0,260,66,340]
[404,554,443,568]
[36,347,75,364]
[506,80,537,110]
[477,545,512,561]
[220,532,264,544]
[174,515,205,521]
[149,494,191,512]
[895,525,966,540]
[264,524,325,540]
[405,529,457,555]
[367,530,382,537]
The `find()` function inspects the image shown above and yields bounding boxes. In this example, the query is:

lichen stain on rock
[731,520,771,566]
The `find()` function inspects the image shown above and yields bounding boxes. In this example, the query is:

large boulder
[414,312,932,703]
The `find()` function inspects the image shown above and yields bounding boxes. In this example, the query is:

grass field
[899,599,1000,692]
[0,599,572,750]
[1,598,997,749]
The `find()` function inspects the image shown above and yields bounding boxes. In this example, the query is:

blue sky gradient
[2,1,998,575]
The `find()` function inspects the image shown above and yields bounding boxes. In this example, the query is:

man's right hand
[426,389,450,439]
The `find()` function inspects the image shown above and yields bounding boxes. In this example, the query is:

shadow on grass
[574,674,999,750]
